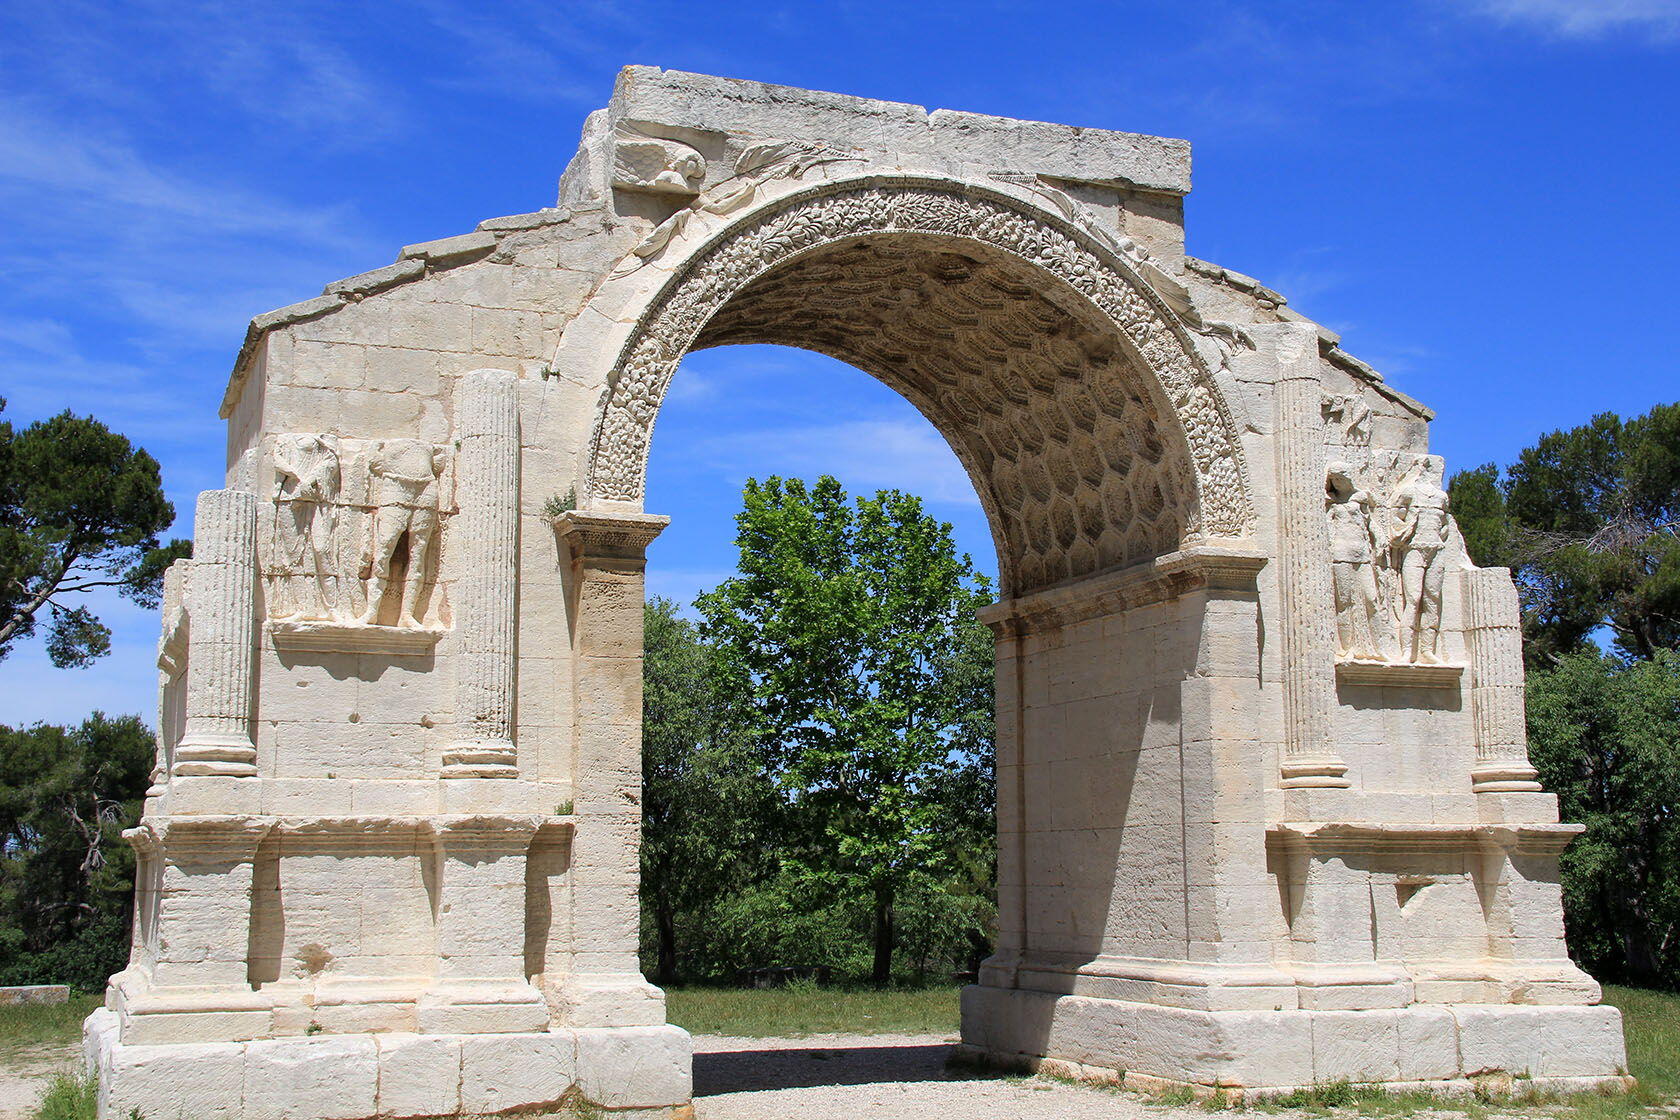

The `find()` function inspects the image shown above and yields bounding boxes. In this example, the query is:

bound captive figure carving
[271,433,342,621]
[1390,460,1451,664]
[358,439,445,628]
[1326,463,1388,661]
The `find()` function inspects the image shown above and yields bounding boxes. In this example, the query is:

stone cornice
[978,541,1266,635]
[1268,820,1583,856]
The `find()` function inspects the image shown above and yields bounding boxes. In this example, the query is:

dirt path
[0,1042,74,1120]
[692,1032,1203,1120]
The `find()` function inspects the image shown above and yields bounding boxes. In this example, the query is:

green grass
[1,984,1673,1119]
[665,981,961,1037]
[0,992,99,1066]
[30,1072,96,1120]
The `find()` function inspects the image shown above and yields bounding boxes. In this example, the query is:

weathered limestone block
[244,1036,378,1120]
[375,1034,462,1119]
[98,1038,246,1120]
[575,1025,693,1110]
[460,1032,576,1114]
[92,66,1627,1118]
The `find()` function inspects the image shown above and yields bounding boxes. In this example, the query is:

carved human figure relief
[1325,463,1388,661]
[270,433,342,620]
[358,439,446,628]
[1324,451,1454,665]
[1389,459,1451,664]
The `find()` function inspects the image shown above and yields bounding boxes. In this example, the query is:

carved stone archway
[583,179,1254,597]
[87,68,1627,1120]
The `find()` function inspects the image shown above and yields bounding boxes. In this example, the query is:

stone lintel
[979,541,1266,635]
[607,65,1193,195]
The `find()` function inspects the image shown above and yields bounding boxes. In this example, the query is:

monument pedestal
[959,985,1630,1096]
[87,1007,692,1120]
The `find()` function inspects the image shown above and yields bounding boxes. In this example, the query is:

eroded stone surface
[90,66,1625,1120]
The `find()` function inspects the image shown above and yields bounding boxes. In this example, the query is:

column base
[1280,756,1352,789]
[959,984,1631,1093]
[441,740,519,779]
[173,735,258,778]
[86,1008,693,1120]
[1471,762,1545,793]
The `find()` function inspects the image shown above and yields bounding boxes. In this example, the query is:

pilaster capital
[555,508,670,564]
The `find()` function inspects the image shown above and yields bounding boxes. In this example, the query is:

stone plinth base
[959,986,1630,1094]
[84,1008,692,1120]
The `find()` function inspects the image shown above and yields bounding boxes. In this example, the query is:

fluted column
[1464,567,1543,792]
[175,489,258,777]
[1270,325,1349,789]
[444,369,522,779]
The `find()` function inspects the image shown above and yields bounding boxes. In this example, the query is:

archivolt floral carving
[586,182,1254,544]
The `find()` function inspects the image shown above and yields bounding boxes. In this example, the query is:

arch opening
[583,179,1256,598]
[688,234,1195,596]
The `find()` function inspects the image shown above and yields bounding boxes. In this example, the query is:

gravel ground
[0,1045,67,1120]
[692,1032,1202,1120]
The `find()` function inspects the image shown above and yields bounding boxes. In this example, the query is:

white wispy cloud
[0,1,407,147]
[0,102,382,348]
[1464,0,1680,39]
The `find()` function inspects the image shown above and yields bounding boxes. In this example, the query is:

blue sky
[2,0,1677,725]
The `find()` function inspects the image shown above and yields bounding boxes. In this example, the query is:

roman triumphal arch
[86,68,1630,1119]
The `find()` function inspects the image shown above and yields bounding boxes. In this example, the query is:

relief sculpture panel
[262,434,453,632]
[1324,397,1456,666]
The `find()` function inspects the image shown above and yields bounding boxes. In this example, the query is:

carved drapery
[1325,447,1455,669]
[444,370,522,779]
[260,435,452,632]
[584,181,1254,594]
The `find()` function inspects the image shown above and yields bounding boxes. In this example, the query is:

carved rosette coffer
[1271,327,1349,789]
[1463,567,1543,792]
[175,490,259,777]
[443,370,522,778]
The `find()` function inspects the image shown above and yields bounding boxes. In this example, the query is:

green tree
[0,714,154,990]
[0,399,189,667]
[1448,403,1680,664]
[697,476,995,984]
[1526,650,1680,988]
[640,597,776,983]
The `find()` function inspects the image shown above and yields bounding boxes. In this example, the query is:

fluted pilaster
[443,369,522,778]
[1464,566,1543,792]
[1272,327,1349,789]
[175,489,258,777]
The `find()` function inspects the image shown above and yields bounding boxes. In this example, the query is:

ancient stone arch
[86,68,1629,1120]
[578,177,1255,592]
